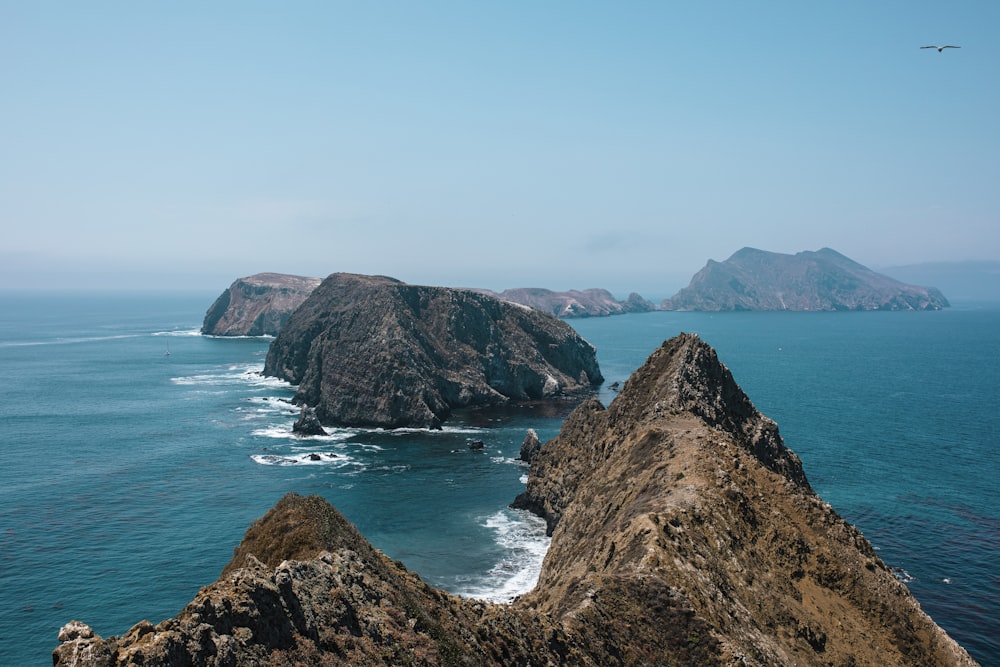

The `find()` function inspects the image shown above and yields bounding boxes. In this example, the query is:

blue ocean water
[0,292,997,665]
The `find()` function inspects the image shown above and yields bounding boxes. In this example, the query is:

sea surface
[1,291,997,665]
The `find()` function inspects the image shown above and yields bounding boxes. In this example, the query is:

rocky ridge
[55,334,976,666]
[202,273,322,336]
[663,247,950,311]
[263,273,603,429]
[472,287,656,318]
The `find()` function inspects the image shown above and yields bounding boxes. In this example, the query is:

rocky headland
[472,287,656,318]
[202,273,322,336]
[55,334,976,666]
[263,273,603,429]
[663,247,950,311]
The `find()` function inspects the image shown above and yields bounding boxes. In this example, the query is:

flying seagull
[921,45,960,52]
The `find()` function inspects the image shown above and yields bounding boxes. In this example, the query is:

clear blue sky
[2,2,997,295]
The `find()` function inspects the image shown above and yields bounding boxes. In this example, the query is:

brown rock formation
[55,335,977,666]
[263,273,603,429]
[202,273,321,336]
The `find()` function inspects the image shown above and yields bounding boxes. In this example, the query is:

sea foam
[457,508,550,603]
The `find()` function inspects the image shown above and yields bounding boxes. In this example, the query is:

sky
[2,1,998,296]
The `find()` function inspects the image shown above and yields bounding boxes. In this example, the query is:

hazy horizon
[3,3,998,295]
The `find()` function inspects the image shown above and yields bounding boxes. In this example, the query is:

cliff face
[202,273,321,336]
[473,287,657,318]
[263,273,604,429]
[663,247,950,311]
[55,334,976,666]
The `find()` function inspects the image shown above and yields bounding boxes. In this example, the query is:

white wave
[288,430,359,444]
[151,329,201,337]
[250,451,354,467]
[0,333,144,347]
[201,333,275,339]
[458,509,550,603]
[171,364,294,391]
[382,425,487,436]
[243,396,299,413]
[250,425,300,439]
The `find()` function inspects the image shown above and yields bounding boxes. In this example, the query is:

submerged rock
[264,273,603,429]
[56,335,977,666]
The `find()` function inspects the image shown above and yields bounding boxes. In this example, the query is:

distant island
[203,275,654,336]
[202,249,950,339]
[201,273,321,336]
[662,247,949,311]
[471,287,656,318]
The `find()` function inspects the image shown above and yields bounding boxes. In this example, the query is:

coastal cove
[1,292,997,664]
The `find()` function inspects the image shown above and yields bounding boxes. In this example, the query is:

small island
[263,273,604,429]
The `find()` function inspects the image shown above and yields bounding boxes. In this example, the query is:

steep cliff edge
[514,334,972,665]
[56,335,977,666]
[202,273,321,336]
[663,247,950,311]
[263,273,603,429]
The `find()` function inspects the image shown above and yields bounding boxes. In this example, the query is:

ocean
[1,292,997,665]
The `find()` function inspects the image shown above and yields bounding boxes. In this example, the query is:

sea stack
[263,273,604,429]
[55,334,975,666]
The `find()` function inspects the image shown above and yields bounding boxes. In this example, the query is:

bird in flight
[921,45,961,52]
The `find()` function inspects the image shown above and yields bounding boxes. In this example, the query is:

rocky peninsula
[55,334,975,666]
[202,273,322,336]
[263,273,603,429]
[663,247,950,311]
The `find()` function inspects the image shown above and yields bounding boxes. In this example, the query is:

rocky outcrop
[263,273,604,429]
[663,247,950,311]
[292,406,327,437]
[56,334,976,666]
[518,428,542,464]
[202,273,321,336]
[473,287,657,318]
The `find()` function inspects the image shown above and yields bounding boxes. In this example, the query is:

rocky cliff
[472,287,657,318]
[55,334,976,666]
[263,273,603,429]
[202,273,321,336]
[663,247,950,311]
